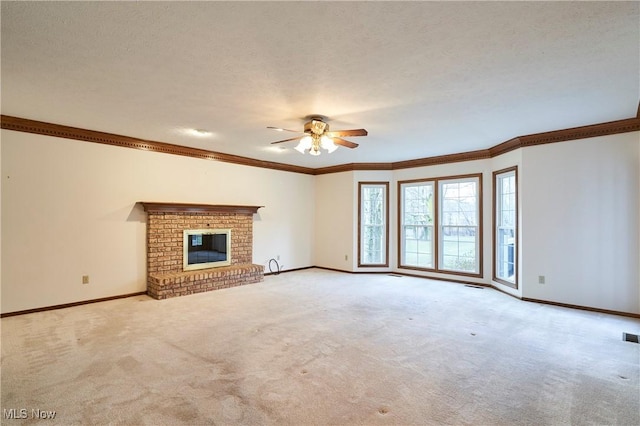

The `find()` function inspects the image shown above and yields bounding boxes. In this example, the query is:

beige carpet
[2,268,639,425]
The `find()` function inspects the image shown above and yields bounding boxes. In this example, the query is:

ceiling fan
[268,115,367,156]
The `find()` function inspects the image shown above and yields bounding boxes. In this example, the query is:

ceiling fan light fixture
[268,116,365,156]
[309,119,327,135]
[321,135,338,153]
[294,135,313,154]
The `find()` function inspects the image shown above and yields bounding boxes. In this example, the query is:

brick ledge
[147,263,264,300]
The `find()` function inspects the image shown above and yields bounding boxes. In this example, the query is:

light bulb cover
[294,136,313,154]
[321,135,338,153]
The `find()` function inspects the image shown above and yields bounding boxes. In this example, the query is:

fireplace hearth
[140,202,264,299]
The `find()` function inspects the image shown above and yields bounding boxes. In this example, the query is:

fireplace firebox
[183,229,231,271]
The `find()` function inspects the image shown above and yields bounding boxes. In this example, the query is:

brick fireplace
[140,202,264,299]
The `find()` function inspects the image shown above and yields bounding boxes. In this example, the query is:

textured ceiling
[2,1,639,169]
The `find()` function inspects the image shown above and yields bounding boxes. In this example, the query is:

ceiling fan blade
[332,137,359,149]
[270,136,304,144]
[267,126,303,133]
[327,129,368,137]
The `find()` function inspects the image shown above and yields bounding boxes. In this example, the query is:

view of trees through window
[360,171,519,279]
[401,182,434,268]
[359,183,388,266]
[439,179,479,273]
[400,175,481,275]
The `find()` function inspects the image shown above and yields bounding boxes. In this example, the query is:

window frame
[358,181,390,267]
[398,179,436,271]
[438,175,482,276]
[398,173,483,278]
[492,166,518,288]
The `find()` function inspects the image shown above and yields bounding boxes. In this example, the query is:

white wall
[521,132,640,313]
[314,172,354,271]
[3,129,638,315]
[1,130,315,313]
[332,138,639,315]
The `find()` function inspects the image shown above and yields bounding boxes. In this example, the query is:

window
[439,177,480,274]
[358,182,389,267]
[493,167,518,287]
[400,181,435,269]
[399,174,482,276]
[191,234,202,246]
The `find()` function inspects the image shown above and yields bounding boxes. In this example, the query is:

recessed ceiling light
[176,128,218,139]
[264,146,288,153]
[188,128,212,137]
[179,128,213,138]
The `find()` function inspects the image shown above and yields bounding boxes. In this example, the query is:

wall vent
[623,332,639,343]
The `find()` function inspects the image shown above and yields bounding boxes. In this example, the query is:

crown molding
[312,162,393,175]
[518,117,640,148]
[0,115,316,175]
[391,149,492,171]
[2,114,639,176]
[488,137,523,158]
[314,116,639,174]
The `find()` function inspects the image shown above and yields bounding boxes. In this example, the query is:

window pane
[497,228,515,280]
[440,226,477,272]
[400,182,434,268]
[495,170,517,285]
[359,183,388,266]
[439,178,479,273]
[403,225,434,267]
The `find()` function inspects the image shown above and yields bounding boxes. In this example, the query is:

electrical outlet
[82,275,90,285]
[345,254,348,261]
[538,275,545,284]
[277,255,280,261]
